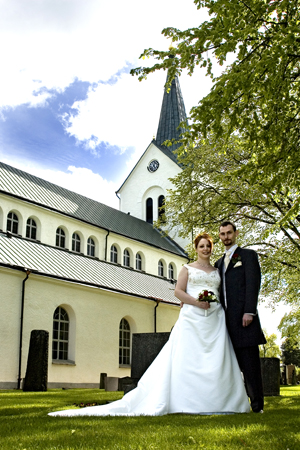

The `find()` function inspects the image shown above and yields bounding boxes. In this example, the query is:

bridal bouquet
[197,290,219,316]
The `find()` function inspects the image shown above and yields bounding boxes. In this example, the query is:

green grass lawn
[0,386,299,450]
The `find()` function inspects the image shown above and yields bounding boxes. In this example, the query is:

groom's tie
[224,251,231,270]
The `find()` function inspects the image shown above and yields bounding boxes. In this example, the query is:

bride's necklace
[196,260,211,268]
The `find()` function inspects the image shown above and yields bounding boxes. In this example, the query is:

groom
[215,221,266,413]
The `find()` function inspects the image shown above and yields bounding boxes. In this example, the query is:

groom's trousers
[234,346,264,413]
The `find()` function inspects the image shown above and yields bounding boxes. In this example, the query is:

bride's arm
[174,267,210,310]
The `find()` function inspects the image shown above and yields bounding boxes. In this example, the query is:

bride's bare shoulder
[187,262,198,268]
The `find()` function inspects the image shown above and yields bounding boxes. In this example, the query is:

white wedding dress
[49,266,250,417]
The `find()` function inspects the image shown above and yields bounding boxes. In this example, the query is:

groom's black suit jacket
[215,247,266,349]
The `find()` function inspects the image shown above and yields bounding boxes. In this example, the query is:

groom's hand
[242,313,253,327]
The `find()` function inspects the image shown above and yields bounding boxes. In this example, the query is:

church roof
[0,233,180,305]
[156,74,188,154]
[0,162,187,258]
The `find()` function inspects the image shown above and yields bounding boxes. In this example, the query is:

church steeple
[155,73,188,152]
[117,70,189,246]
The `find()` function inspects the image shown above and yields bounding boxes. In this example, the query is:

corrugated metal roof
[0,162,187,257]
[0,233,180,305]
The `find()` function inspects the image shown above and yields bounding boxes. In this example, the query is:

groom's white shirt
[222,244,238,308]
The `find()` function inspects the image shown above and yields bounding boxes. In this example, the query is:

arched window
[119,318,130,365]
[26,218,37,240]
[7,212,18,234]
[168,263,174,279]
[136,253,142,271]
[87,237,95,257]
[110,245,118,263]
[56,228,65,248]
[146,198,153,224]
[52,307,69,361]
[158,260,164,277]
[123,249,130,267]
[158,195,165,221]
[72,233,81,253]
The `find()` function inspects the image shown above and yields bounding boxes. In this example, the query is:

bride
[49,232,250,417]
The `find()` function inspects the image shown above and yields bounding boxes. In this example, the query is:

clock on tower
[147,160,159,173]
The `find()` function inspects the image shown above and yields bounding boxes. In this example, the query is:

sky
[0,0,213,207]
[0,0,289,343]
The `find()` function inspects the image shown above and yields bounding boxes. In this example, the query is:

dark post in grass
[130,332,170,389]
[23,330,49,392]
[100,372,107,389]
[260,357,280,396]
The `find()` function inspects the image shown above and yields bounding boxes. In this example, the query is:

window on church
[158,260,164,277]
[158,195,165,222]
[168,263,174,280]
[56,228,65,248]
[110,245,118,263]
[146,198,153,224]
[7,212,19,234]
[136,253,142,271]
[119,318,130,366]
[123,249,130,267]
[87,237,95,257]
[72,233,81,253]
[26,218,37,240]
[52,307,69,361]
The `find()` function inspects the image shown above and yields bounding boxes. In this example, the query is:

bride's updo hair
[194,232,214,251]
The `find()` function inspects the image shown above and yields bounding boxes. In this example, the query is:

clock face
[148,160,159,173]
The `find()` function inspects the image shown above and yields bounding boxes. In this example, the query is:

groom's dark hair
[219,221,236,231]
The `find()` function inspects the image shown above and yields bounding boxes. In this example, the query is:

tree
[155,131,300,306]
[132,0,300,310]
[279,308,300,347]
[132,0,300,216]
[259,329,280,358]
[281,337,300,366]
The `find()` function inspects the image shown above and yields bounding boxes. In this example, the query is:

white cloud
[0,0,217,175]
[29,91,53,108]
[0,0,206,109]
[0,0,218,199]
[0,155,119,208]
[64,71,166,152]
[0,0,100,33]
[62,66,215,172]
[54,165,120,208]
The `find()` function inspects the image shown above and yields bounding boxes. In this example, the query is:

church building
[0,74,189,389]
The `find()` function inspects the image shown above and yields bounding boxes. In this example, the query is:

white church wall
[118,143,181,221]
[0,194,187,277]
[142,185,165,223]
[106,232,186,278]
[117,143,190,251]
[0,194,109,260]
[27,214,42,241]
[0,268,24,389]
[0,268,180,388]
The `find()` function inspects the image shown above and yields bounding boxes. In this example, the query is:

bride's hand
[198,301,210,310]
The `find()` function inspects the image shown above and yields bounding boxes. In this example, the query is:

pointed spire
[156,72,188,152]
